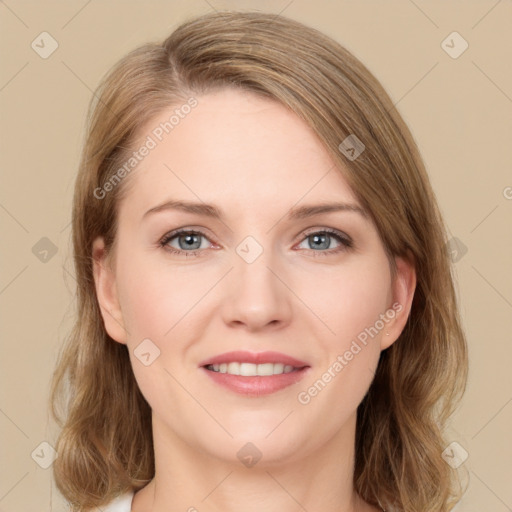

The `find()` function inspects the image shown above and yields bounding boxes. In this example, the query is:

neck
[132,411,378,512]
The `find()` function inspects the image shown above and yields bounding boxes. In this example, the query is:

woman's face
[93,88,415,466]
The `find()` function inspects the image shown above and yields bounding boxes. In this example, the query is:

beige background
[1,0,511,510]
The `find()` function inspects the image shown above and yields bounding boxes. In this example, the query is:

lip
[198,350,309,367]
[199,350,311,397]
[201,367,311,396]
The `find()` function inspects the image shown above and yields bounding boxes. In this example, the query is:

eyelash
[158,228,354,258]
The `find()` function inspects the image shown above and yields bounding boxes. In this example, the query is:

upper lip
[199,350,309,368]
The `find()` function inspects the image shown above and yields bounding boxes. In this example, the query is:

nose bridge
[234,233,280,295]
[221,233,292,329]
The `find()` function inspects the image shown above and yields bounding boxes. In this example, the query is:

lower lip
[200,366,310,396]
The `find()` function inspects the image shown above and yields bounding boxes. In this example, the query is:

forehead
[118,88,359,218]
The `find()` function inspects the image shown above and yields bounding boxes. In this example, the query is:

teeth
[207,362,298,376]
[228,362,240,375]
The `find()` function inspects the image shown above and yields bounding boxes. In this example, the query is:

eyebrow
[143,199,368,221]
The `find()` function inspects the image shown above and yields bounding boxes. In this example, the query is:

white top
[102,491,135,511]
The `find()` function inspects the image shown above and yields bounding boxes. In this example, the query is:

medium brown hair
[49,10,468,511]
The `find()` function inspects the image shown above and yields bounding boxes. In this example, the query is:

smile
[199,350,311,396]
[205,362,298,376]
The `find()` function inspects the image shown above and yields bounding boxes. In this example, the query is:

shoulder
[101,491,135,512]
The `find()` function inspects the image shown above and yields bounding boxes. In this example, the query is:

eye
[159,227,353,258]
[159,229,213,257]
[295,228,353,257]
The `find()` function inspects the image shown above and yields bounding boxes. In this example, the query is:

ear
[92,236,127,344]
[381,252,417,351]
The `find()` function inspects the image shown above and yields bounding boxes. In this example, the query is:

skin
[93,88,416,512]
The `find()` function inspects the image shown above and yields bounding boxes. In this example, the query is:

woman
[49,11,468,512]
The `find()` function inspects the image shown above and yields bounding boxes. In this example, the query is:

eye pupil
[163,228,349,257]
[310,233,330,250]
[180,233,201,250]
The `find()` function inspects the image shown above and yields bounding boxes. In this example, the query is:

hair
[49,10,468,512]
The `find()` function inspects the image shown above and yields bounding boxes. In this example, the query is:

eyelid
[159,225,354,258]
[158,226,219,245]
[298,226,352,244]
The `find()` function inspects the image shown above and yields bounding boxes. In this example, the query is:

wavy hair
[49,10,468,511]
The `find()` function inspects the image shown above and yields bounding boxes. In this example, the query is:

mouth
[205,362,301,376]
[199,351,311,396]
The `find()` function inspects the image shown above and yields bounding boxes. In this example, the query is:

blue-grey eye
[297,231,351,252]
[161,230,209,252]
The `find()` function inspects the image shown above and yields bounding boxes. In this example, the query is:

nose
[220,246,293,332]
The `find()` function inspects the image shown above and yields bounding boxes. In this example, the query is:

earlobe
[381,253,417,351]
[92,237,127,344]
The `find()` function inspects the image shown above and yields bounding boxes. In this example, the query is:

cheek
[116,251,203,342]
[302,256,392,347]
[294,262,390,437]
[114,256,196,412]
[117,274,168,340]
[117,244,392,352]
